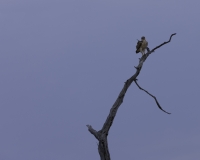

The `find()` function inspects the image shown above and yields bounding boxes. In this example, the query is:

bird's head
[141,36,145,40]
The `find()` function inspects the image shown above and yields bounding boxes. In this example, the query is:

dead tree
[87,33,176,160]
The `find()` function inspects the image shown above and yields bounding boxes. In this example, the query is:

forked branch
[87,33,176,160]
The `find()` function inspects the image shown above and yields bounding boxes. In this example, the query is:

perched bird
[136,36,148,56]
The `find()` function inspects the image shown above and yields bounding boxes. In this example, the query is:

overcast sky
[0,1,200,160]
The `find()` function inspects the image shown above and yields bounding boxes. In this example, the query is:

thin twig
[134,80,171,114]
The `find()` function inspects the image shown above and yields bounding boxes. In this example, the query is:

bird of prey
[136,36,148,56]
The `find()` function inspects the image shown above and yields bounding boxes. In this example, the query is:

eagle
[136,36,148,56]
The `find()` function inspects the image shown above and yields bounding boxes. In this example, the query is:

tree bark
[87,33,176,160]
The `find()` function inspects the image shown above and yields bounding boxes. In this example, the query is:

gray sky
[0,0,200,160]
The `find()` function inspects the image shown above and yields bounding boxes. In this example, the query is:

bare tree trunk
[87,33,176,160]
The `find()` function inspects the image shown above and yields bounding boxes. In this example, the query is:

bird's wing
[136,41,142,53]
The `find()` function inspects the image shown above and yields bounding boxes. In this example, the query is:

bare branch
[151,33,176,53]
[86,125,100,140]
[134,80,171,114]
